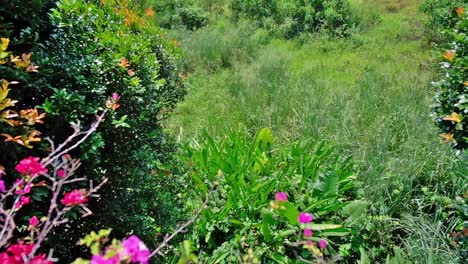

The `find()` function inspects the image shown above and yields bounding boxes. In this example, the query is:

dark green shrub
[431,11,467,151]
[2,0,187,260]
[230,0,357,38]
[145,0,209,30]
[178,128,363,262]
[421,0,467,29]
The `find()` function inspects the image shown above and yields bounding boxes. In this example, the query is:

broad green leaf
[343,200,367,222]
[255,127,273,151]
[304,223,342,230]
[70,258,90,264]
[276,201,299,225]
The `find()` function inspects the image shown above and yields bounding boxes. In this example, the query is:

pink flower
[298,212,313,224]
[29,216,39,227]
[122,235,150,264]
[15,157,48,176]
[112,93,120,101]
[61,189,88,206]
[7,241,34,262]
[57,169,66,178]
[0,180,5,193]
[319,239,328,249]
[14,180,32,195]
[15,196,31,209]
[91,254,120,264]
[303,228,313,237]
[274,192,288,202]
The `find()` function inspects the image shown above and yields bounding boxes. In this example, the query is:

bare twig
[149,190,211,258]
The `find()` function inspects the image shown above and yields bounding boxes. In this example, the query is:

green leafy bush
[145,0,209,30]
[179,128,363,262]
[1,0,187,260]
[420,0,467,29]
[431,10,467,151]
[230,0,357,38]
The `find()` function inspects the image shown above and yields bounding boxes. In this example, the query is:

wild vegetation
[0,0,466,263]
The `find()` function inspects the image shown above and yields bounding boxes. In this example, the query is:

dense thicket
[1,0,187,260]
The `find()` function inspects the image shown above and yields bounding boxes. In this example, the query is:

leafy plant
[179,128,362,262]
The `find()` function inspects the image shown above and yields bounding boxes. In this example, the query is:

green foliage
[145,0,209,30]
[178,129,358,262]
[230,0,358,37]
[431,12,468,151]
[2,0,187,260]
[420,0,467,29]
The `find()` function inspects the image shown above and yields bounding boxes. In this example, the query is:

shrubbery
[144,0,209,30]
[230,0,357,38]
[427,7,468,152]
[1,0,187,260]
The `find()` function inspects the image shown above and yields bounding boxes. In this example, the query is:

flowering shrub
[179,128,363,262]
[0,0,188,258]
[431,8,468,152]
[0,110,109,263]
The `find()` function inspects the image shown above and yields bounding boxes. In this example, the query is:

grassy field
[166,0,467,261]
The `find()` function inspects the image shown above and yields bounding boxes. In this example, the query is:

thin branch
[149,191,211,258]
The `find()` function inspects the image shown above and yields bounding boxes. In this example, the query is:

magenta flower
[15,157,48,176]
[111,93,121,101]
[298,212,314,224]
[319,239,328,249]
[57,169,66,178]
[0,180,5,193]
[61,189,89,206]
[274,192,288,202]
[303,228,313,237]
[122,235,150,264]
[29,216,39,227]
[15,196,31,209]
[91,254,120,264]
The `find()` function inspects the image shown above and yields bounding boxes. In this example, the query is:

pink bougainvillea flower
[29,216,39,227]
[15,156,47,176]
[61,189,88,206]
[0,180,5,193]
[122,235,150,264]
[90,254,121,264]
[298,212,314,224]
[29,254,53,264]
[0,252,11,263]
[111,93,120,101]
[57,169,66,178]
[318,239,328,249]
[15,181,32,195]
[15,196,31,209]
[303,228,313,237]
[7,241,34,262]
[274,192,288,202]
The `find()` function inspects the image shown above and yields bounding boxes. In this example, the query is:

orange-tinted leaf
[443,112,461,123]
[20,108,46,125]
[145,7,155,18]
[2,133,24,146]
[439,133,454,144]
[119,58,130,68]
[443,51,456,62]
[0,38,9,51]
[455,7,465,17]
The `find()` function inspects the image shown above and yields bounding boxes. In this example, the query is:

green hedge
[1,0,187,260]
